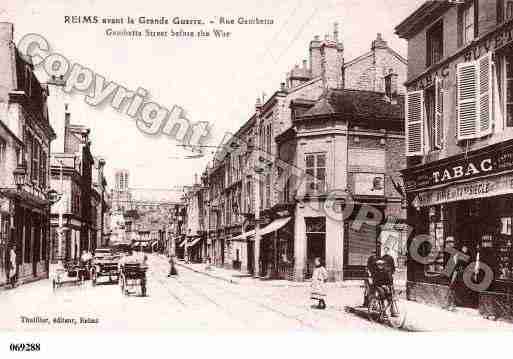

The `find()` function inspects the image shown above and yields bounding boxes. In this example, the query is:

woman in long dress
[9,246,16,288]
[311,257,328,309]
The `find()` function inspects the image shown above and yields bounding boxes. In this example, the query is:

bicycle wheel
[367,295,383,323]
[387,298,407,329]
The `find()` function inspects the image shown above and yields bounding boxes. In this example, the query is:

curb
[175,262,240,284]
[0,275,48,292]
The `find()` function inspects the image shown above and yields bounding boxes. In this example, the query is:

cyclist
[372,259,398,317]
[363,250,377,307]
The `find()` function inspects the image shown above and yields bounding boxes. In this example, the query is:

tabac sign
[404,140,513,191]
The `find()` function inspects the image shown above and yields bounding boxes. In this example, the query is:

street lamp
[13,164,26,190]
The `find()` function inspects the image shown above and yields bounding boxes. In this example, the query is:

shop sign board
[415,173,513,207]
[353,173,385,196]
[404,140,513,191]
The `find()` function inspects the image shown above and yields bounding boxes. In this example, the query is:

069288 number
[9,343,40,352]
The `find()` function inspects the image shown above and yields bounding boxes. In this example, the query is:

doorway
[306,233,326,279]
[247,241,254,275]
[305,217,326,279]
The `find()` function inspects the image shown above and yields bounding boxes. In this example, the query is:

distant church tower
[114,169,130,211]
[115,169,129,191]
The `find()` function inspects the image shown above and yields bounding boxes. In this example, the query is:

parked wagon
[119,262,148,297]
[91,248,120,285]
[52,261,87,291]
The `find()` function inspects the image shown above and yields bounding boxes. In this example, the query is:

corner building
[397,0,513,317]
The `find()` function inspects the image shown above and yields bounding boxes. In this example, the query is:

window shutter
[457,61,479,140]
[435,77,444,149]
[478,52,492,137]
[406,90,424,156]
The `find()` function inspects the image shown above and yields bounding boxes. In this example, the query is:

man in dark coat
[168,254,178,277]
[363,250,378,306]
[381,246,396,279]
[446,246,469,311]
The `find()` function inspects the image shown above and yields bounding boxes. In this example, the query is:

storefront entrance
[306,233,325,279]
[305,217,326,279]
[247,241,254,275]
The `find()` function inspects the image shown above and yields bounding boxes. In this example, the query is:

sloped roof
[299,89,404,121]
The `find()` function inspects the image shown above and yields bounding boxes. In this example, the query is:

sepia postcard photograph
[1,0,513,356]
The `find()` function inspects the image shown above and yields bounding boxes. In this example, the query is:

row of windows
[406,52,513,156]
[426,1,513,69]
[24,129,48,189]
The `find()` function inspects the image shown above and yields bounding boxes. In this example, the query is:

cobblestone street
[1,254,512,332]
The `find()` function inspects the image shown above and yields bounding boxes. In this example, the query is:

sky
[1,0,425,190]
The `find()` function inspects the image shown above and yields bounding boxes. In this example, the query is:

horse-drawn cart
[52,261,88,291]
[119,262,148,297]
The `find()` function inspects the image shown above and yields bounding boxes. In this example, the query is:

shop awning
[232,217,291,241]
[231,230,255,241]
[188,237,202,247]
[259,217,291,236]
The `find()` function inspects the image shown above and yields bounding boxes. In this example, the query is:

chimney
[64,103,71,127]
[372,32,388,50]
[255,97,262,114]
[194,173,198,185]
[309,35,322,78]
[333,22,339,44]
[320,32,344,89]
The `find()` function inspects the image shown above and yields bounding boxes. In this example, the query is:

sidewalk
[175,258,513,331]
[175,259,406,288]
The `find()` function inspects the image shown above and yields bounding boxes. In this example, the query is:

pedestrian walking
[445,246,468,311]
[168,254,178,277]
[310,257,328,309]
[9,245,17,288]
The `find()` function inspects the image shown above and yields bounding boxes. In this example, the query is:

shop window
[24,211,31,263]
[426,20,443,67]
[425,205,446,274]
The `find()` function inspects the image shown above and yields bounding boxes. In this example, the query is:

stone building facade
[397,0,513,318]
[187,24,407,281]
[0,22,56,286]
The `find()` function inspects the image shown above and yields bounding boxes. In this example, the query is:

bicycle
[367,285,406,328]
